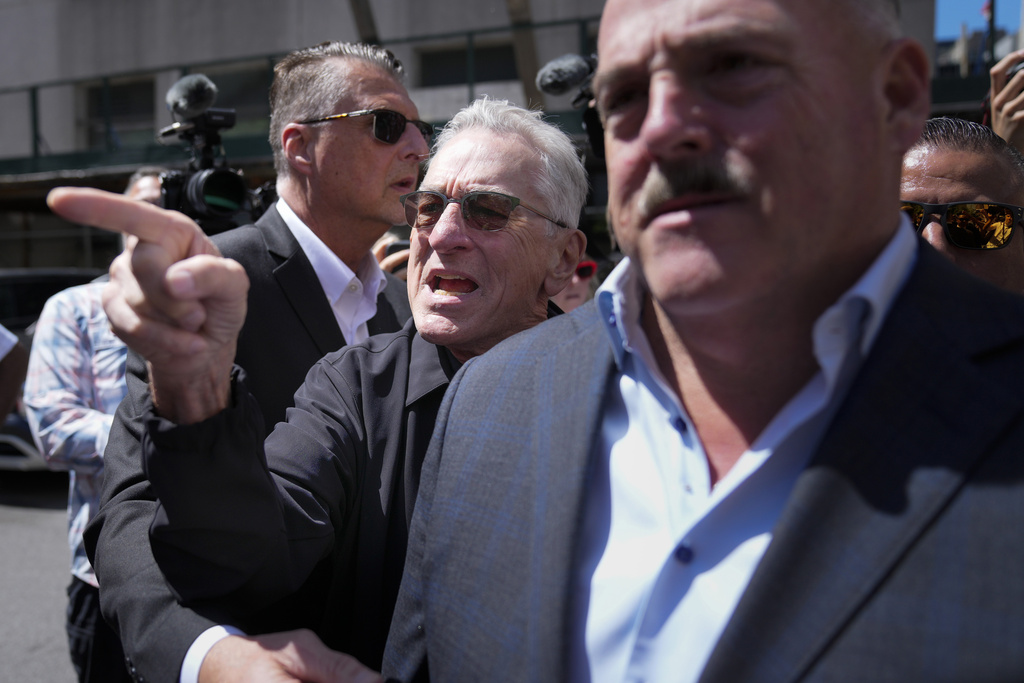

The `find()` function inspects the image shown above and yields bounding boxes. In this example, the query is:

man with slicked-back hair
[83,41,427,683]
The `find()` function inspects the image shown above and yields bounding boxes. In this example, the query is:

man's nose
[639,73,713,160]
[427,202,473,251]
[920,219,952,253]
[401,123,431,160]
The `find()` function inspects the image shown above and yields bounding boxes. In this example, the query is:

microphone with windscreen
[165,74,219,120]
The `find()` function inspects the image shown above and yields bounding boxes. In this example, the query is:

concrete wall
[0,0,603,159]
[0,0,949,158]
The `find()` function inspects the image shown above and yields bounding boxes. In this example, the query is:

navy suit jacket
[384,242,1024,682]
[84,206,412,683]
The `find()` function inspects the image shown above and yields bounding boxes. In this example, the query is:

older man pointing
[49,98,586,683]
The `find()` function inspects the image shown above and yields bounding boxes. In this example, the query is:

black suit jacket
[142,320,459,670]
[384,243,1024,682]
[84,206,411,683]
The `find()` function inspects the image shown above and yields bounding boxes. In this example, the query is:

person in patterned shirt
[24,167,162,683]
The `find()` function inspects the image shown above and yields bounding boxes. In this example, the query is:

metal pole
[102,77,114,152]
[989,0,998,70]
[30,87,39,160]
[466,32,475,103]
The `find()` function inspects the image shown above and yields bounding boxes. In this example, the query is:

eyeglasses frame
[901,200,1024,251]
[399,190,569,231]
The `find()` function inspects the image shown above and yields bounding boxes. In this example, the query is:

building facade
[0,0,969,268]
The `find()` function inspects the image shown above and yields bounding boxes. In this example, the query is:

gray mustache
[638,160,752,220]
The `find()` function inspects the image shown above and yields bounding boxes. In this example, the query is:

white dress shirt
[572,217,919,683]
[276,197,387,345]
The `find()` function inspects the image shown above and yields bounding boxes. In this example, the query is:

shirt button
[674,543,694,564]
[347,283,359,292]
[673,416,687,433]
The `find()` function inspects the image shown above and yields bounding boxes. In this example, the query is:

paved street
[0,470,77,683]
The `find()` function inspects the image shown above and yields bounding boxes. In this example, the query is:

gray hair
[909,117,1024,187]
[431,98,588,235]
[269,42,406,179]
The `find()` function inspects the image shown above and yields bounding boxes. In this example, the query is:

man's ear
[544,229,587,297]
[880,37,931,155]
[282,123,316,177]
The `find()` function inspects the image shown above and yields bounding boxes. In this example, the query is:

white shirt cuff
[180,625,246,683]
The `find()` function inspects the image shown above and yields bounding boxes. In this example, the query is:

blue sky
[936,0,1021,40]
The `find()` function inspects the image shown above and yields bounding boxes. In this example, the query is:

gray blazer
[384,242,1024,682]
[85,206,412,683]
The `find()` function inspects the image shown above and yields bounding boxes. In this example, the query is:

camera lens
[185,169,248,217]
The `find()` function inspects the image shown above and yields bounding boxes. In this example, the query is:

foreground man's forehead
[596,0,866,58]
[595,0,803,94]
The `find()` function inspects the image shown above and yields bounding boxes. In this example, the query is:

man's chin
[413,311,465,345]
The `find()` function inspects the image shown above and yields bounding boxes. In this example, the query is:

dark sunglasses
[900,201,1024,250]
[299,108,433,145]
[575,260,598,279]
[400,190,569,232]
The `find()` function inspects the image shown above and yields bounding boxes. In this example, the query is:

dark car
[0,268,105,471]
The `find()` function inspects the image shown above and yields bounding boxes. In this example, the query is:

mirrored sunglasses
[901,200,1023,250]
[400,190,568,232]
[299,108,433,145]
[575,260,598,279]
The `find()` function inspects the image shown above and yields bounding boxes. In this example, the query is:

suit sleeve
[143,359,362,615]
[84,350,219,683]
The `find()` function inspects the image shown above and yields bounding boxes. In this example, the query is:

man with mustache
[49,98,586,683]
[382,0,1024,681]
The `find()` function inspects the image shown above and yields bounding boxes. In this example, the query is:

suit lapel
[700,249,1024,683]
[367,273,411,338]
[257,210,346,356]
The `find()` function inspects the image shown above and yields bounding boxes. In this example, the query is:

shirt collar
[404,300,560,407]
[596,214,919,376]
[408,323,462,407]
[275,197,388,305]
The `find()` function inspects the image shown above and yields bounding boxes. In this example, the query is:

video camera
[157,74,275,234]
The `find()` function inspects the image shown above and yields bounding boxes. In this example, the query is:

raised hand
[47,187,250,423]
[990,50,1024,153]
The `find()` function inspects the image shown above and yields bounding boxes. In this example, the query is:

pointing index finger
[47,186,212,255]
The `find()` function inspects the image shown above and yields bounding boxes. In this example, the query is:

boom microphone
[165,74,218,120]
[535,54,597,96]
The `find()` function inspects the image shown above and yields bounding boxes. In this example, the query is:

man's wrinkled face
[407,130,568,362]
[594,0,902,321]
[901,146,1024,294]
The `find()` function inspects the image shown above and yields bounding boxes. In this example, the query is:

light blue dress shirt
[572,218,918,683]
